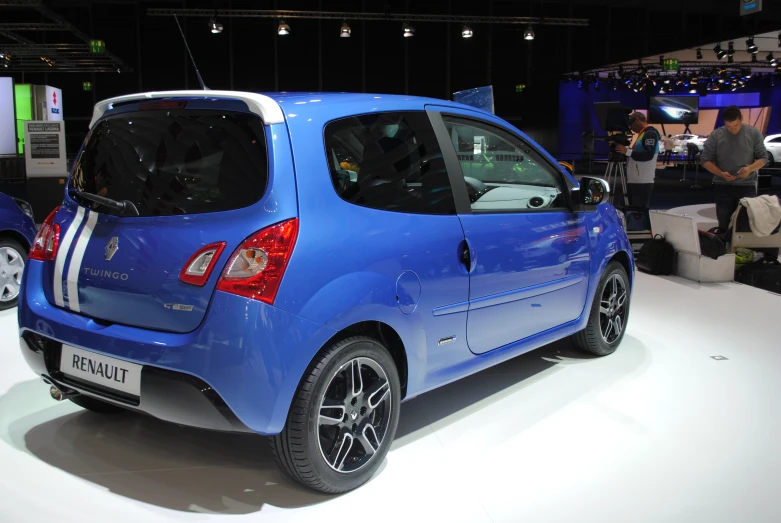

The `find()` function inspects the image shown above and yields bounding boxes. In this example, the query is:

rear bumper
[18,261,337,435]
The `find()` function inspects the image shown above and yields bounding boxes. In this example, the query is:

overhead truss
[147,8,590,27]
[0,0,132,73]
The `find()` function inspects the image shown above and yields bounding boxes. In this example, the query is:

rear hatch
[44,100,293,333]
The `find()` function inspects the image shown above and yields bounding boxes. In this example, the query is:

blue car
[0,191,36,310]
[18,91,633,493]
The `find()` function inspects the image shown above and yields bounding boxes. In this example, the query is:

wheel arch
[319,321,409,399]
[608,250,633,287]
[0,229,32,252]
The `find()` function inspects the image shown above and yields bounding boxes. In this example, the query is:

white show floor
[1,273,780,523]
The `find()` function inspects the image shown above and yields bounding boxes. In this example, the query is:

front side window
[442,116,566,212]
[324,112,455,215]
[71,109,268,216]
[770,137,781,144]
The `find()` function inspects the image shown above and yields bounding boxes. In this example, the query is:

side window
[442,115,566,212]
[770,137,781,144]
[324,112,456,215]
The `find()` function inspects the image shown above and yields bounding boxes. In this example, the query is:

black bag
[624,208,651,232]
[735,258,781,294]
[637,234,676,275]
[698,227,728,260]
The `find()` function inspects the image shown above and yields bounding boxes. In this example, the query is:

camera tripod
[604,159,629,207]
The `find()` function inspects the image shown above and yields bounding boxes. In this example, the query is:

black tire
[271,336,401,493]
[0,237,27,311]
[571,261,630,356]
[69,395,126,413]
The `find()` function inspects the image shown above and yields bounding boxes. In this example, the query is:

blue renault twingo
[18,90,633,493]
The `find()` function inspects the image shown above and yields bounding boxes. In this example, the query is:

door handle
[458,239,472,272]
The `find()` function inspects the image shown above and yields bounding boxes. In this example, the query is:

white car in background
[764,134,781,166]
[671,134,708,153]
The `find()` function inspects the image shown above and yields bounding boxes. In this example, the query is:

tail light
[216,219,299,304]
[180,242,226,286]
[30,207,61,261]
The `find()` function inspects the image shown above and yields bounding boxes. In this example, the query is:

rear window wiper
[68,189,140,217]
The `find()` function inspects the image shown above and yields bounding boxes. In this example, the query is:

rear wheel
[69,395,126,414]
[0,238,27,311]
[271,336,401,493]
[571,261,630,356]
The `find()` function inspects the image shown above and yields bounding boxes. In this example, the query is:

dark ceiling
[2,0,781,150]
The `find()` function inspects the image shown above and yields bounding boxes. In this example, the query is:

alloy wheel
[599,274,627,344]
[0,246,25,303]
[317,357,392,474]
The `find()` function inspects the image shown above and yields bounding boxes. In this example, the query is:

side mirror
[573,177,610,210]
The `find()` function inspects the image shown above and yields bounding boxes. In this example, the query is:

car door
[427,108,591,355]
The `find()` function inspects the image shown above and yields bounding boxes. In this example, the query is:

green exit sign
[663,59,679,71]
[515,84,526,93]
[89,39,105,54]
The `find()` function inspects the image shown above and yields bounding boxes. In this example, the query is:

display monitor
[649,96,699,124]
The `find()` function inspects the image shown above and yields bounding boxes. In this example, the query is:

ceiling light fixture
[714,44,726,60]
[524,25,535,41]
[727,41,735,57]
[278,20,290,36]
[340,21,351,37]
[462,25,473,38]
[403,22,415,37]
[696,48,703,60]
[747,37,758,54]
[209,17,223,34]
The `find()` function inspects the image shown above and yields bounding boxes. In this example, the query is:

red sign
[52,91,57,105]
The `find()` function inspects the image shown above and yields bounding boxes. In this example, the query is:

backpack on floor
[636,234,676,275]
[735,258,781,294]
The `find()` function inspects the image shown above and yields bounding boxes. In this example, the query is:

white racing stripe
[66,210,99,313]
[53,207,86,307]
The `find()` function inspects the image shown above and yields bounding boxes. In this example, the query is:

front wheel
[271,336,401,493]
[0,238,27,311]
[571,261,630,356]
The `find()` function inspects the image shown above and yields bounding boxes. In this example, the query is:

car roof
[262,92,491,118]
[765,134,781,140]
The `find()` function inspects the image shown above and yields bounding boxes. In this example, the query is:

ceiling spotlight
[462,25,473,38]
[747,37,758,54]
[659,87,666,94]
[728,41,735,57]
[696,48,703,60]
[714,44,726,60]
[278,20,290,36]
[577,79,584,90]
[524,25,535,41]
[689,88,697,94]
[778,32,781,48]
[209,17,223,34]
[752,54,758,63]
[340,21,351,38]
[403,23,415,37]
[771,54,779,67]
[659,55,664,66]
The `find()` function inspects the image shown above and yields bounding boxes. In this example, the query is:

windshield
[70,109,268,216]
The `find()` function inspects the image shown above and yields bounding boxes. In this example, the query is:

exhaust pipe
[49,384,78,402]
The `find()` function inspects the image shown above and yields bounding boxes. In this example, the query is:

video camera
[593,102,634,162]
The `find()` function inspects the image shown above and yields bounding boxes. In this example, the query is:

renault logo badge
[105,237,119,261]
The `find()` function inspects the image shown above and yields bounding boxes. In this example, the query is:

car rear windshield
[70,109,268,216]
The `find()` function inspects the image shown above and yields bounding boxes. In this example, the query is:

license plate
[60,345,142,397]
